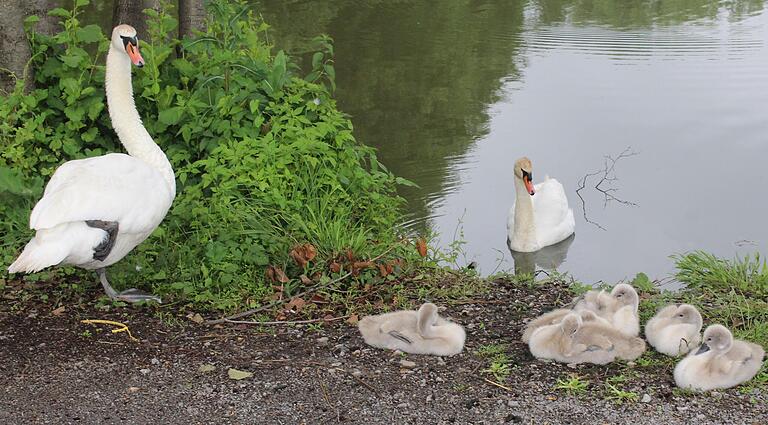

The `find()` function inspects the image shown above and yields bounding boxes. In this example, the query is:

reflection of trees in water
[256,0,527,224]
[254,0,765,226]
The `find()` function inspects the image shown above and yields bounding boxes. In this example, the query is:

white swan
[645,304,703,356]
[573,284,640,337]
[7,25,174,303]
[507,157,575,253]
[358,303,466,356]
[674,324,765,391]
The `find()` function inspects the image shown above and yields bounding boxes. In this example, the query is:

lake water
[254,0,768,285]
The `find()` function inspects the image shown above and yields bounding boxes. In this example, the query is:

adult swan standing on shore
[7,25,175,303]
[507,157,575,253]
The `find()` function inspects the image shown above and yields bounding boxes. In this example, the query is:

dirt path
[1,280,765,424]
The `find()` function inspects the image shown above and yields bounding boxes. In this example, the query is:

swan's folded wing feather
[30,154,173,233]
[532,178,569,228]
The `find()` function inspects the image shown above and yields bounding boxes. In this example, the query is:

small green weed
[604,383,638,404]
[555,374,589,395]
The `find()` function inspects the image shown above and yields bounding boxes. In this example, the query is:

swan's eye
[120,35,138,48]
[521,169,532,181]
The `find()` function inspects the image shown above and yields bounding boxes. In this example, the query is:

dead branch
[576,146,639,230]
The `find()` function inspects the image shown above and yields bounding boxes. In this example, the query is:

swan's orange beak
[126,42,144,68]
[523,174,535,196]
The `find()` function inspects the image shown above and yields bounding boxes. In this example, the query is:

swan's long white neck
[105,45,175,196]
[513,176,536,247]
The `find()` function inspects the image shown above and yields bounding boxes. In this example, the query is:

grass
[674,251,768,298]
[555,374,590,395]
[604,383,638,404]
[477,343,513,383]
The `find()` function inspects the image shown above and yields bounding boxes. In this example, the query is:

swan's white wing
[532,178,575,247]
[30,153,173,233]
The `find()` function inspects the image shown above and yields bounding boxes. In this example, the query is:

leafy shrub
[0,0,415,309]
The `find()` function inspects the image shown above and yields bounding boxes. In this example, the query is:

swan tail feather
[7,223,106,274]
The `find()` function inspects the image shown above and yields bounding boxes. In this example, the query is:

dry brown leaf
[346,314,359,325]
[323,314,335,322]
[285,297,306,312]
[51,306,66,316]
[187,313,204,324]
[299,274,312,285]
[329,261,342,273]
[310,294,327,304]
[273,266,289,283]
[416,238,428,257]
[290,246,308,268]
[303,244,317,261]
[346,249,354,262]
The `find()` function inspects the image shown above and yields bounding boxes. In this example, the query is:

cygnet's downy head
[673,304,703,327]
[611,284,639,310]
[560,313,582,336]
[697,324,733,355]
[513,157,535,195]
[111,24,144,67]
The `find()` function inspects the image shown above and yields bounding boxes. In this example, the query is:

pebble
[352,369,363,378]
[150,358,160,365]
[396,403,409,409]
[507,400,520,408]
[316,337,329,345]
[399,360,416,369]
[139,368,150,375]
[677,406,689,412]
[330,362,342,367]
[641,394,651,403]
[696,414,706,420]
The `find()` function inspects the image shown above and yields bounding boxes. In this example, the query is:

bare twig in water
[576,146,639,230]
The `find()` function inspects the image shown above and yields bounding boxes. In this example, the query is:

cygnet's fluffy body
[574,284,640,336]
[674,325,765,391]
[645,304,703,356]
[521,308,611,344]
[358,303,466,356]
[528,313,646,365]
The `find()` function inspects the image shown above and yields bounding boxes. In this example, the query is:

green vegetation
[477,343,513,383]
[0,0,426,310]
[604,382,638,404]
[555,374,590,396]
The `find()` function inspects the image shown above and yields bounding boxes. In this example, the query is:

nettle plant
[1,0,418,309]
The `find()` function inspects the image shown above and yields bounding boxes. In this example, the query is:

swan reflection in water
[508,233,575,275]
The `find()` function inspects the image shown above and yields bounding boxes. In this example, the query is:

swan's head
[611,283,639,310]
[673,304,703,327]
[513,157,535,195]
[560,313,582,336]
[111,24,144,67]
[697,324,733,355]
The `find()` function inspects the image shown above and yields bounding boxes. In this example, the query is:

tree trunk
[113,0,148,37]
[0,0,31,93]
[178,0,206,39]
[27,0,59,37]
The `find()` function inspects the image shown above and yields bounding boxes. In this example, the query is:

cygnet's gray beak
[695,343,710,355]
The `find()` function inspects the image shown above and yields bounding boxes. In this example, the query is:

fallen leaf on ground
[346,314,359,325]
[299,274,312,285]
[228,368,253,380]
[285,297,306,312]
[51,306,66,316]
[128,387,140,393]
[198,364,216,373]
[187,313,204,324]
[329,261,342,273]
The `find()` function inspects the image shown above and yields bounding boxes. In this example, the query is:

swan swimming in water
[507,157,575,253]
[7,25,175,303]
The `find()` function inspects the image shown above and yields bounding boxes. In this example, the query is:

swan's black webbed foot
[86,220,119,261]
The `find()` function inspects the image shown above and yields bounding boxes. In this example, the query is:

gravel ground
[1,279,765,424]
